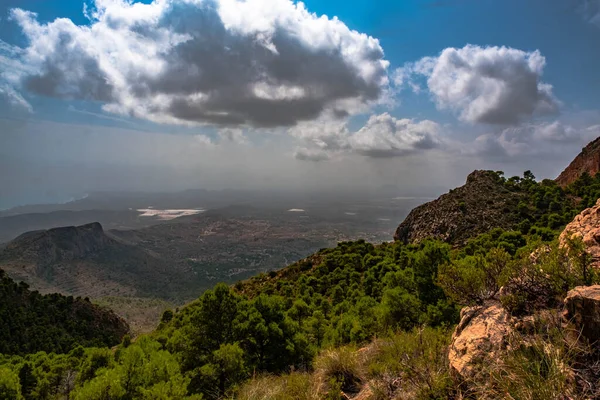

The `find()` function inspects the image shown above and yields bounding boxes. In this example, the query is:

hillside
[0,222,195,300]
[556,136,600,187]
[394,170,525,245]
[394,165,600,247]
[0,269,128,355]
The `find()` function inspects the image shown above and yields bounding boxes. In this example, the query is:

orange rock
[560,198,600,269]
[556,136,600,187]
[564,285,600,347]
[448,300,512,379]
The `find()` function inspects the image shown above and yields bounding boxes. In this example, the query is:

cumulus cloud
[218,127,248,144]
[467,121,586,160]
[10,0,390,127]
[289,119,350,150]
[291,113,440,160]
[397,45,560,125]
[349,113,440,157]
[293,147,331,162]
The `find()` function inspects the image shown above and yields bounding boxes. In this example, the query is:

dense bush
[0,270,128,355]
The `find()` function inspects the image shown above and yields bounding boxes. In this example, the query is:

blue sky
[1,0,600,208]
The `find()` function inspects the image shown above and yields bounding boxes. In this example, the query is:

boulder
[448,300,512,379]
[560,198,600,269]
[564,285,600,346]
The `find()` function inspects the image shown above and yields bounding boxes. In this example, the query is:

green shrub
[366,328,453,400]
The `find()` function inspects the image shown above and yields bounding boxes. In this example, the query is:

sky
[1,0,600,208]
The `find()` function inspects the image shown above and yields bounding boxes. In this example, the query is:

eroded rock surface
[556,136,600,187]
[564,285,600,346]
[560,198,600,269]
[448,300,512,379]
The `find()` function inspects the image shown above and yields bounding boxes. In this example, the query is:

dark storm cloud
[11,0,390,127]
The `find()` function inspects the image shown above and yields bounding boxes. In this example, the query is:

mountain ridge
[556,136,600,186]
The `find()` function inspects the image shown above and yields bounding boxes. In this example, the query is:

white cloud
[10,0,390,127]
[396,45,560,125]
[0,84,33,114]
[392,56,435,94]
[466,121,590,160]
[0,40,33,113]
[289,118,350,151]
[218,127,248,144]
[291,113,440,160]
[293,147,331,162]
[349,113,440,157]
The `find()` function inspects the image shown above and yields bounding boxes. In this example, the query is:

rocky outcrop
[1,222,112,264]
[448,300,512,379]
[394,170,524,245]
[564,285,600,346]
[0,222,188,300]
[556,136,600,187]
[559,198,600,269]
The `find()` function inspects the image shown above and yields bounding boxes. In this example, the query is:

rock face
[394,170,524,245]
[559,198,600,269]
[564,285,600,346]
[448,300,512,379]
[556,136,600,187]
[1,222,112,264]
[0,222,189,299]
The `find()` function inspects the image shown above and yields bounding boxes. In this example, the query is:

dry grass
[235,313,600,400]
[462,310,595,400]
[235,372,321,400]
[235,328,454,400]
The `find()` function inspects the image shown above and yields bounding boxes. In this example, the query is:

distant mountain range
[0,203,407,303]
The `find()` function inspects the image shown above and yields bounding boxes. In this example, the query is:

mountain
[556,136,600,187]
[394,170,525,245]
[0,209,173,244]
[0,269,128,355]
[0,222,193,300]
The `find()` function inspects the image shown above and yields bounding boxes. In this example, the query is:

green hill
[0,269,129,355]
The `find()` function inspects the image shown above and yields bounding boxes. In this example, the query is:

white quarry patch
[287,208,306,212]
[137,208,205,220]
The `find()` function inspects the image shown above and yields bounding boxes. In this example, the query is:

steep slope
[0,269,128,355]
[556,136,600,187]
[394,170,525,245]
[0,222,193,300]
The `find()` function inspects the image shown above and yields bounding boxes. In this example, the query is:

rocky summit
[0,222,112,264]
[556,136,600,187]
[560,198,600,269]
[394,170,524,245]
